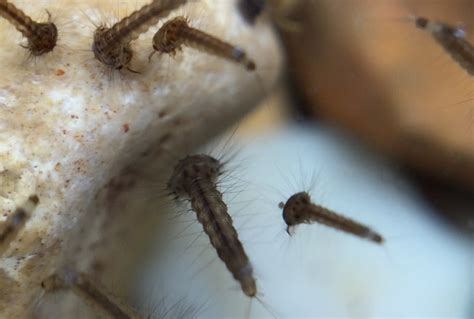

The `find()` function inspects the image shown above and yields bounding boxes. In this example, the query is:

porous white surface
[0,0,282,317]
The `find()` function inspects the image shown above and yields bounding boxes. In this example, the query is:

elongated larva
[279,192,384,244]
[92,0,188,71]
[151,16,256,71]
[41,269,142,319]
[415,17,474,76]
[0,1,57,56]
[168,154,257,297]
[0,195,39,256]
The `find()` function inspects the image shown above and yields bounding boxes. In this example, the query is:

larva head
[92,26,133,70]
[28,22,58,56]
[279,191,311,235]
[168,154,222,198]
[152,17,188,54]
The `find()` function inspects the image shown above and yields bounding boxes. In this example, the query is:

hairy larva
[0,0,57,56]
[414,16,474,76]
[41,268,143,319]
[150,16,256,71]
[0,194,39,256]
[0,0,283,317]
[279,191,384,243]
[167,154,258,298]
[91,0,188,72]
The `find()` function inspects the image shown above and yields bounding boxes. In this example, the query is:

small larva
[0,1,57,56]
[279,191,384,244]
[414,16,474,76]
[92,0,188,71]
[41,269,142,319]
[0,194,39,256]
[167,154,257,298]
[150,16,256,71]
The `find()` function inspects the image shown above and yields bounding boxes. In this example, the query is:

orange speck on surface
[123,124,130,133]
[55,69,65,76]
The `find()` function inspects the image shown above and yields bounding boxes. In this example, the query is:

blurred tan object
[282,0,474,190]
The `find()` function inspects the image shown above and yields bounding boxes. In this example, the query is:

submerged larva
[151,16,256,71]
[41,269,142,319]
[414,16,474,76]
[0,194,39,256]
[0,1,57,56]
[92,0,188,71]
[167,154,257,298]
[279,192,384,244]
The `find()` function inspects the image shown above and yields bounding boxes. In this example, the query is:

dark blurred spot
[238,0,266,24]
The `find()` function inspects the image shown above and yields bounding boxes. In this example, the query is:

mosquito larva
[92,0,188,71]
[414,16,474,76]
[151,16,256,71]
[0,1,57,56]
[41,269,142,319]
[0,194,39,256]
[167,154,257,297]
[279,192,384,244]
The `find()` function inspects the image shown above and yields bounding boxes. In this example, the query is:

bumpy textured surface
[0,0,282,317]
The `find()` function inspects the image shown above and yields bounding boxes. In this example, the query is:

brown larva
[0,1,57,56]
[279,191,384,244]
[0,194,39,257]
[167,154,257,298]
[414,16,474,76]
[150,16,256,71]
[41,269,143,319]
[91,0,188,72]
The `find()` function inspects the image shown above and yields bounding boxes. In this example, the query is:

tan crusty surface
[0,0,282,317]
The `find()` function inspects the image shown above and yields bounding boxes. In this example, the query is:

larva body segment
[415,17,474,76]
[168,154,257,297]
[92,0,188,70]
[0,0,57,56]
[280,192,384,244]
[152,16,256,71]
[0,194,39,256]
[42,269,142,319]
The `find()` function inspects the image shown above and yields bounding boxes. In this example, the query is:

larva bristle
[41,270,142,319]
[280,192,384,244]
[0,1,57,56]
[92,0,188,71]
[151,16,256,71]
[167,154,257,298]
[0,195,39,256]
[415,17,474,76]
